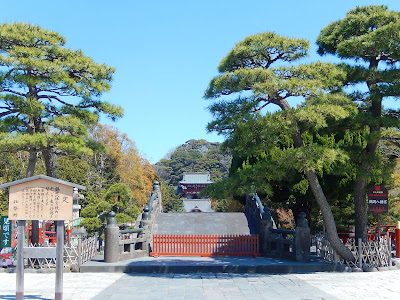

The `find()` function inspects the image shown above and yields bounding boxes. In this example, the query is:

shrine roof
[0,175,86,190]
[179,172,213,185]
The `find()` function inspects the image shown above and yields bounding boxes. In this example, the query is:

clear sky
[2,1,400,163]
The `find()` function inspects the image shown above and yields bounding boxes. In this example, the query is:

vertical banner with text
[0,216,18,267]
[1,216,11,249]
[368,185,389,214]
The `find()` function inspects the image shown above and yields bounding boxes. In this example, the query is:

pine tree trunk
[353,167,369,242]
[26,148,40,245]
[352,60,381,242]
[26,148,37,178]
[353,138,380,242]
[305,170,355,261]
[278,98,355,261]
[353,129,380,242]
[42,146,57,178]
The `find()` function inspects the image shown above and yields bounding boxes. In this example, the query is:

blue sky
[2,1,400,163]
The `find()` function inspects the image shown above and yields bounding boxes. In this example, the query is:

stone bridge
[103,182,310,262]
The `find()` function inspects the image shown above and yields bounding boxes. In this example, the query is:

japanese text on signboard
[368,185,388,214]
[8,179,73,221]
[1,216,11,249]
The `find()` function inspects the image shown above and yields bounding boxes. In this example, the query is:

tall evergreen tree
[317,5,400,241]
[0,22,122,243]
[205,32,355,261]
[0,22,123,178]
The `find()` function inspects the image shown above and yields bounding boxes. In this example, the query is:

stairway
[153,212,252,235]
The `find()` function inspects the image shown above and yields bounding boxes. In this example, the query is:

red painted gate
[151,234,259,257]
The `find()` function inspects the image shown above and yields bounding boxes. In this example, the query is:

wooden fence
[151,234,259,257]
[25,234,98,270]
[314,232,392,269]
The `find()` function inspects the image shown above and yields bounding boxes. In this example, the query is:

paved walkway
[0,269,399,299]
[79,255,338,274]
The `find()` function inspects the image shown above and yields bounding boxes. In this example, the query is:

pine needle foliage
[0,22,123,176]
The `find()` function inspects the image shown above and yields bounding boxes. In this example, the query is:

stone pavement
[79,255,338,274]
[0,269,400,299]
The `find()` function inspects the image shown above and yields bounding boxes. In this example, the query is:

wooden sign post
[0,175,85,300]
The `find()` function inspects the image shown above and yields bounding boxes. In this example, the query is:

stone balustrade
[104,181,162,262]
[246,193,310,262]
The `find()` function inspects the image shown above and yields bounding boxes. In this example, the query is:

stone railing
[260,210,310,262]
[245,194,278,233]
[246,193,310,262]
[103,181,162,262]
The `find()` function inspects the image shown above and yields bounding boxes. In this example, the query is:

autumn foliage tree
[88,124,155,206]
[57,125,155,234]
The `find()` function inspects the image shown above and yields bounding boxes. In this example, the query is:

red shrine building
[179,172,213,199]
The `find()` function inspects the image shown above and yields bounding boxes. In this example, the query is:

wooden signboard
[0,175,86,300]
[8,178,73,221]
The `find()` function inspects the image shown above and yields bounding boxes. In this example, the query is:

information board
[8,179,73,221]
[368,185,388,214]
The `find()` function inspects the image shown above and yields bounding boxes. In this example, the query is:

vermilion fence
[338,225,397,245]
[151,234,260,257]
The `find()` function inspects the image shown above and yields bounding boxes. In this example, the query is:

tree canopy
[317,5,400,241]
[205,31,357,261]
[0,22,123,178]
[154,139,231,186]
[0,23,156,235]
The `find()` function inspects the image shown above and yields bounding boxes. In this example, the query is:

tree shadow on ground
[0,296,52,300]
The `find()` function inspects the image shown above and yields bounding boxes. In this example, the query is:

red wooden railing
[151,234,260,257]
[338,225,397,245]
[28,226,72,245]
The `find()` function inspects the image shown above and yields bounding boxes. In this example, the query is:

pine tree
[317,5,400,241]
[0,22,123,178]
[0,22,123,243]
[205,32,355,261]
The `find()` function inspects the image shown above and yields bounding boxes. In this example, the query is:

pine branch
[1,68,16,80]
[0,88,27,97]
[38,95,94,109]
[0,110,18,118]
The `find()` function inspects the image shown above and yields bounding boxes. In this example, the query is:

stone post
[295,212,310,262]
[387,231,392,268]
[259,206,273,255]
[142,206,150,220]
[154,181,161,215]
[77,232,82,267]
[140,217,152,254]
[104,212,119,263]
[72,187,83,222]
[152,181,160,193]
